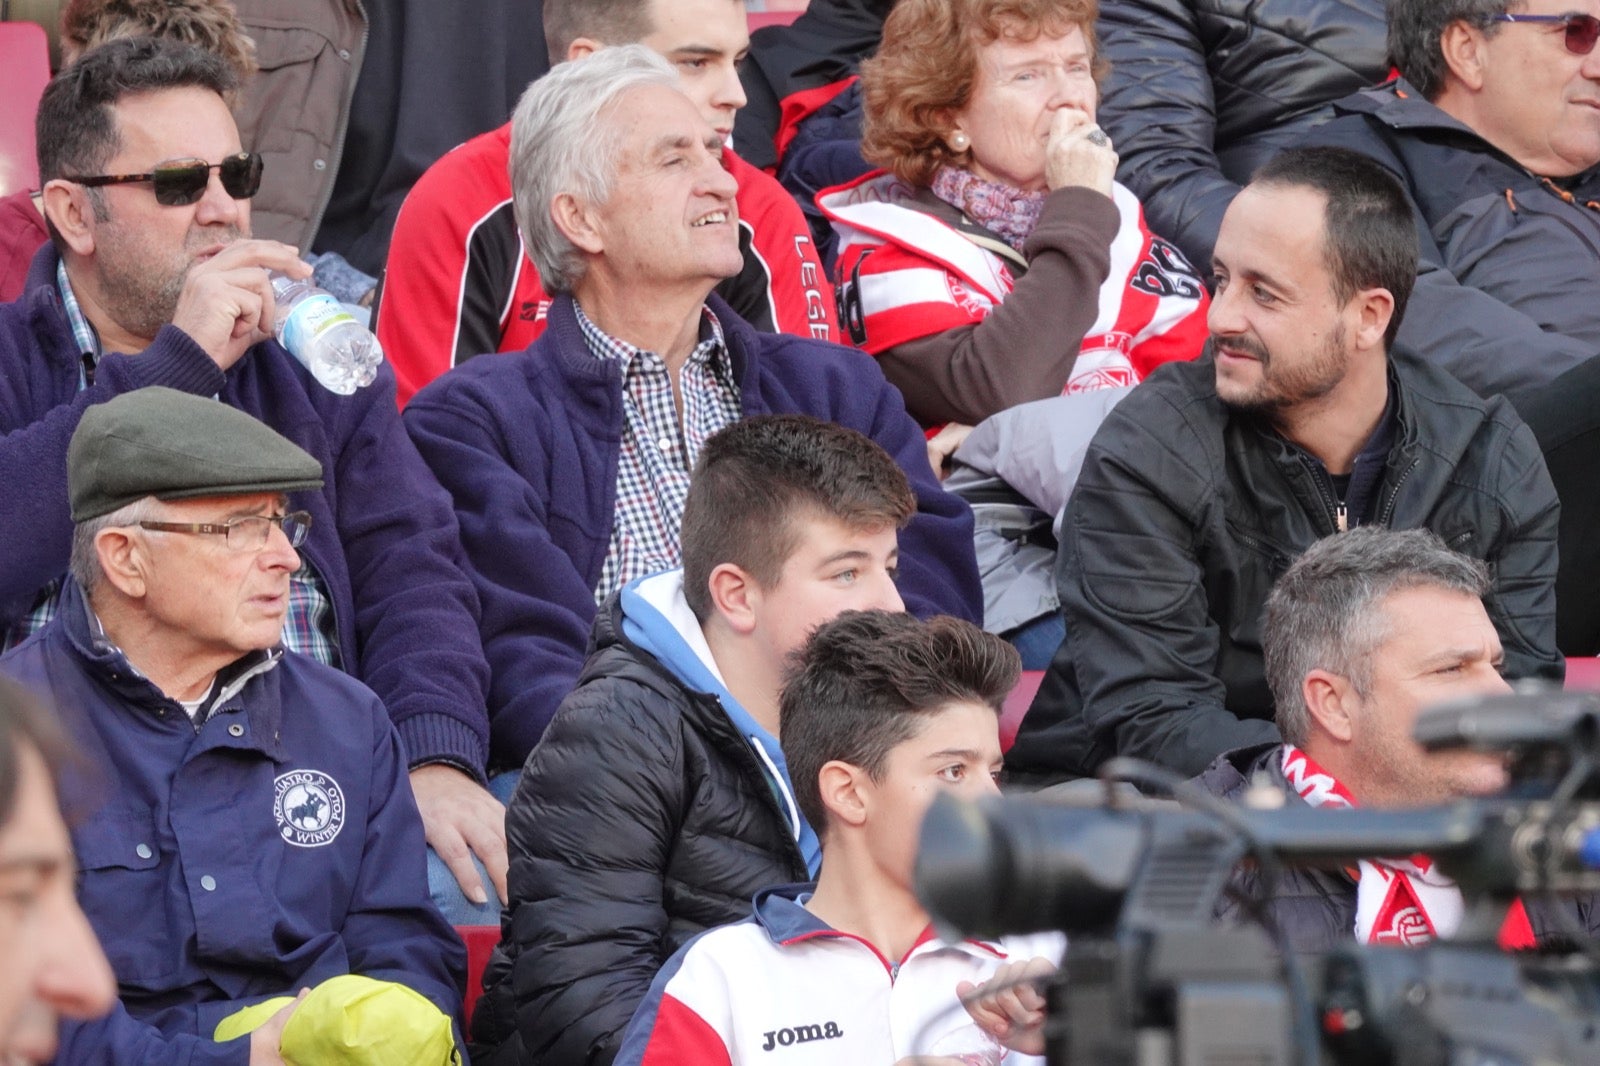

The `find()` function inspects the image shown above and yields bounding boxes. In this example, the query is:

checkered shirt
[0,268,341,665]
[576,303,742,604]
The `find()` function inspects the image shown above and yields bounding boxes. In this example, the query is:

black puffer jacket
[469,598,810,1066]
[1008,350,1562,783]
[1198,744,1600,954]
[1095,0,1389,272]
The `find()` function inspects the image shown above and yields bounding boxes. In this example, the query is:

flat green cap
[68,388,325,522]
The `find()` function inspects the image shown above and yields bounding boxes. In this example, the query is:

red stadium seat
[0,21,50,197]
[456,923,499,1028]
[1566,657,1600,691]
[747,9,803,31]
[1001,670,1043,752]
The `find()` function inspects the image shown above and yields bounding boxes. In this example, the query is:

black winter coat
[1009,350,1562,783]
[1095,0,1389,272]
[469,598,810,1066]
[1198,744,1600,954]
[1304,83,1600,410]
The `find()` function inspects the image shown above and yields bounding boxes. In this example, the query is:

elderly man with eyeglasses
[0,387,466,1065]
[0,37,511,913]
[1302,0,1600,657]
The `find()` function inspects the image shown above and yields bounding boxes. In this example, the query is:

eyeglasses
[137,511,312,552]
[65,152,264,207]
[1489,12,1600,55]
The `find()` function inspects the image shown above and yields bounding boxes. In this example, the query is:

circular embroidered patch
[274,770,346,848]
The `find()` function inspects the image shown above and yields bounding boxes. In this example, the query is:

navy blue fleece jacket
[404,292,983,769]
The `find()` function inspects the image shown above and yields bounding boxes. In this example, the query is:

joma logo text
[760,1022,843,1050]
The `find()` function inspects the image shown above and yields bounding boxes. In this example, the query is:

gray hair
[508,44,679,295]
[1263,527,1492,747]
[1388,0,1512,100]
[69,496,157,595]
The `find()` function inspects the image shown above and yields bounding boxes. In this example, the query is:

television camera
[915,692,1600,1065]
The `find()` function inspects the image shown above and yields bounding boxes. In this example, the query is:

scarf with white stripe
[1280,744,1463,945]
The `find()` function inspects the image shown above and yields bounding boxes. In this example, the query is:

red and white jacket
[818,170,1209,394]
[377,124,840,407]
[617,885,1065,1066]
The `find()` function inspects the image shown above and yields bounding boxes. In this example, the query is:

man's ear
[1351,286,1395,352]
[565,36,603,61]
[706,562,759,636]
[816,759,868,831]
[1439,20,1488,92]
[1302,668,1357,744]
[40,179,97,258]
[94,526,148,600]
[551,192,604,256]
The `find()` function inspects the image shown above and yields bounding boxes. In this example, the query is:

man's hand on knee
[409,764,509,905]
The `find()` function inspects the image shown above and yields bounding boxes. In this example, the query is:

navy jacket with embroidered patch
[0,580,466,1065]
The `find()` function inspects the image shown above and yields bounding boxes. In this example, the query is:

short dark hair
[542,0,658,64]
[1251,146,1418,349]
[780,610,1020,838]
[1264,528,1491,747]
[0,677,72,827]
[1388,0,1510,100]
[680,415,916,621]
[36,36,237,186]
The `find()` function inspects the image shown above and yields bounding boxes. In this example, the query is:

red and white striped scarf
[1278,745,1536,948]
[1281,745,1463,944]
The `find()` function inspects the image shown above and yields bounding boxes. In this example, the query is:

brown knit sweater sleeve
[877,185,1120,427]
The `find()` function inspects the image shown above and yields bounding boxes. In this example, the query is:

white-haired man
[377,0,839,407]
[403,45,982,789]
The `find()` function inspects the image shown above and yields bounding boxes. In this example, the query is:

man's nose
[193,168,242,227]
[260,520,302,572]
[712,62,747,114]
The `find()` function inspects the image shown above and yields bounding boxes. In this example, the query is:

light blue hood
[619,570,821,876]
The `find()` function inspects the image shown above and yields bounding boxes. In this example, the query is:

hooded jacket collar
[612,570,821,874]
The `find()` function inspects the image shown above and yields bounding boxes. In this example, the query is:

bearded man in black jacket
[1008,146,1561,785]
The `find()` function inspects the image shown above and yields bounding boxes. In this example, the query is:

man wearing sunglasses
[0,387,467,1064]
[1302,0,1600,408]
[0,38,507,917]
[1305,0,1600,660]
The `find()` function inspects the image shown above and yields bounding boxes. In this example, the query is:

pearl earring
[950,130,970,152]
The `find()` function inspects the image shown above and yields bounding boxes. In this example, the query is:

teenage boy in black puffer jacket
[470,415,914,1066]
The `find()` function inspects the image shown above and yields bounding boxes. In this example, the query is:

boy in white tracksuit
[617,610,1065,1065]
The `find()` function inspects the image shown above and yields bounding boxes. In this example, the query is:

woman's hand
[1044,109,1117,197]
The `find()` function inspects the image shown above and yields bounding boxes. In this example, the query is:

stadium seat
[1566,657,1600,691]
[456,923,499,1028]
[0,21,51,198]
[747,10,803,31]
[1000,670,1043,752]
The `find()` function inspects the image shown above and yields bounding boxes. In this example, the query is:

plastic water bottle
[270,273,383,395]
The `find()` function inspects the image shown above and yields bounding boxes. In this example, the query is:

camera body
[915,694,1600,1065]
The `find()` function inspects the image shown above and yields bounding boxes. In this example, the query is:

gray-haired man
[1197,527,1596,954]
[0,388,465,1065]
[403,45,983,775]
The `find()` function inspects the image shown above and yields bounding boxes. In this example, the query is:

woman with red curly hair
[818,0,1209,432]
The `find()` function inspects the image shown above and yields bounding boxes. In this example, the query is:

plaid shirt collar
[57,260,102,370]
[572,300,735,389]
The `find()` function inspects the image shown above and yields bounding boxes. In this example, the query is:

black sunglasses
[66,151,264,207]
[1489,12,1600,55]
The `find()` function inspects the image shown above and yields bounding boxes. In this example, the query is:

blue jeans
[1003,612,1066,671]
[426,770,520,926]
